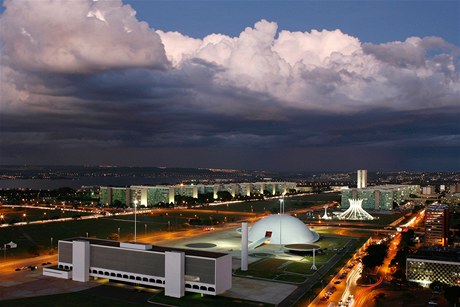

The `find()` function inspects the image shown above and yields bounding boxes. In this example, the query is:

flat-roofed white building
[43,237,232,298]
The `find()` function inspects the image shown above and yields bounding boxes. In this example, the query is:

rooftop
[343,184,419,192]
[426,203,449,211]
[61,237,228,259]
[408,246,460,263]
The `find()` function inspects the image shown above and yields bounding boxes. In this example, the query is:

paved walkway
[0,269,99,301]
[223,277,297,305]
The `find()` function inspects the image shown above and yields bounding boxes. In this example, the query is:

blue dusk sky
[0,0,459,172]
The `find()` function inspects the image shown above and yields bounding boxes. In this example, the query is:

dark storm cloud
[0,0,459,170]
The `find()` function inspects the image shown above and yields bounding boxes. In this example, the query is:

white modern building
[248,214,319,248]
[43,237,232,298]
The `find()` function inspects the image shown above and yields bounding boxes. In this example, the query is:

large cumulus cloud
[0,0,459,170]
[0,0,168,74]
[158,19,459,112]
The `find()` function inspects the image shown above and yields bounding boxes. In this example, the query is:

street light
[50,237,53,254]
[117,227,120,240]
[134,200,138,242]
[145,224,147,235]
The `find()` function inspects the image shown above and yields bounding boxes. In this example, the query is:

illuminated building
[101,181,299,206]
[357,169,367,188]
[338,199,374,220]
[100,187,130,206]
[422,186,436,195]
[341,184,420,211]
[248,214,319,247]
[425,203,449,247]
[43,237,232,298]
[406,247,460,287]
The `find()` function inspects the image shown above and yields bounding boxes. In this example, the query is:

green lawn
[234,235,354,283]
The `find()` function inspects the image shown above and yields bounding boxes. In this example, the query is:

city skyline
[0,0,459,172]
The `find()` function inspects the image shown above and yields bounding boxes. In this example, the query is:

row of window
[185,283,215,292]
[58,264,72,270]
[91,269,165,284]
[90,268,215,292]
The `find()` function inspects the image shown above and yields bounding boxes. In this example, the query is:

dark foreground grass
[0,285,275,307]
[149,291,274,307]
[0,291,140,307]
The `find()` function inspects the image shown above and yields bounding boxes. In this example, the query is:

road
[308,252,363,306]
[278,238,358,307]
[0,253,57,274]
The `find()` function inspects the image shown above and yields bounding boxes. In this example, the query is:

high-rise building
[357,169,367,189]
[422,186,435,195]
[425,203,449,247]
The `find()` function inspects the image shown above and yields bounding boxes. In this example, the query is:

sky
[0,0,459,172]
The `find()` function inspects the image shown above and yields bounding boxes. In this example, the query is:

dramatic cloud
[0,0,167,74]
[0,0,459,170]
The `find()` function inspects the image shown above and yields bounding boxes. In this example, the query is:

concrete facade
[101,181,300,206]
[44,237,232,298]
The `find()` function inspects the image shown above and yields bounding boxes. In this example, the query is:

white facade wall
[165,251,185,298]
[72,240,90,282]
[215,254,232,294]
[43,268,72,279]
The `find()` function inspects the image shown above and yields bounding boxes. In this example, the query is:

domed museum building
[248,214,319,245]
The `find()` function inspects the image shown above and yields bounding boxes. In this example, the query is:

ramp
[248,236,271,250]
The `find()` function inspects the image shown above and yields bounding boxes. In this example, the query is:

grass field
[197,193,341,214]
[0,207,92,224]
[234,235,353,283]
[0,207,261,259]
[0,285,275,307]
[0,193,341,260]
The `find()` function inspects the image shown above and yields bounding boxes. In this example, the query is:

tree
[216,191,232,201]
[429,280,445,292]
[444,286,460,306]
[28,245,40,256]
[198,192,214,203]
[107,233,119,240]
[362,243,388,270]
[111,199,123,208]
[374,293,386,307]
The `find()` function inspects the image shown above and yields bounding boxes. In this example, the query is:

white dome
[248,214,319,245]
